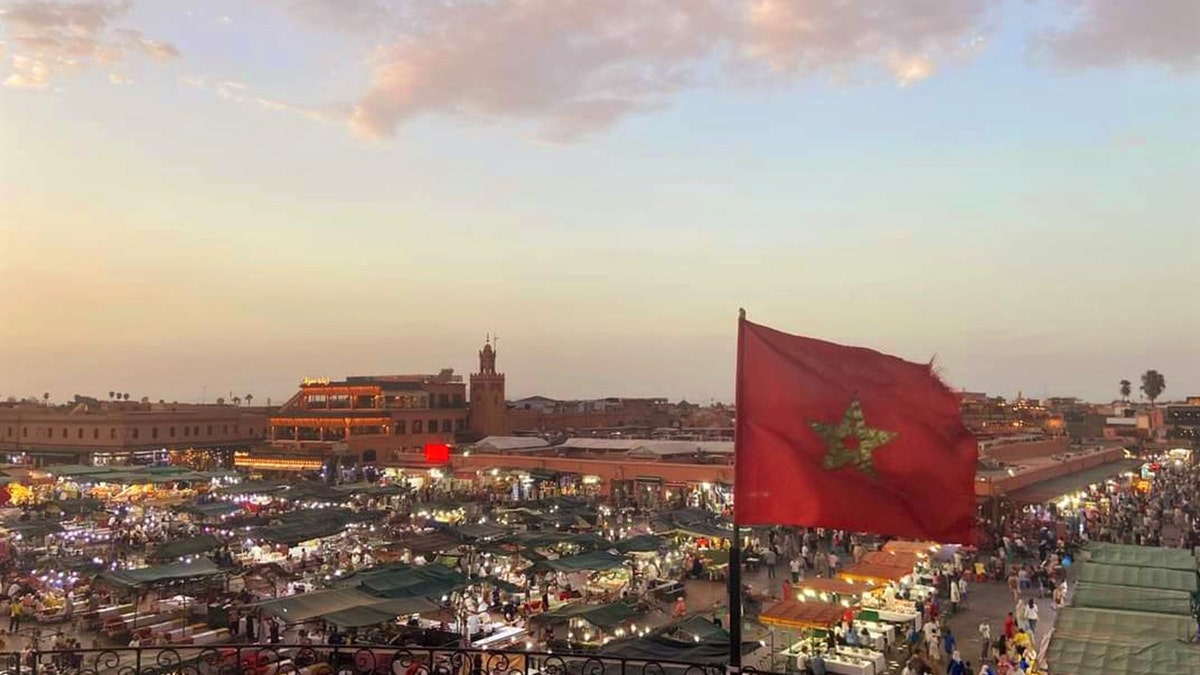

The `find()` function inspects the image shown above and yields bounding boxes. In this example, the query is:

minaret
[469,335,507,437]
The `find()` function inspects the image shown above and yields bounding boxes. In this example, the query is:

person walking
[790,557,802,583]
[977,622,991,662]
[950,578,961,614]
[765,547,778,580]
[1025,599,1039,636]
[7,600,20,634]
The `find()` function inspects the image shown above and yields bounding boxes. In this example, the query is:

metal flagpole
[728,308,746,672]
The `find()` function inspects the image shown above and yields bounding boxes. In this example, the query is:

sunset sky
[2,0,1198,406]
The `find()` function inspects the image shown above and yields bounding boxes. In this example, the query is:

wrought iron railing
[0,645,777,675]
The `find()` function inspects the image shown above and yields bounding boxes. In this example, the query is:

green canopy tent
[217,481,287,496]
[256,587,437,624]
[43,464,112,477]
[599,616,758,664]
[1071,584,1195,617]
[149,534,223,561]
[350,563,469,599]
[453,523,509,541]
[177,501,243,519]
[1052,607,1197,644]
[531,601,640,629]
[1081,542,1197,572]
[1076,562,1198,593]
[99,558,223,590]
[531,550,628,573]
[650,508,734,539]
[500,531,613,552]
[614,535,665,554]
[1044,638,1200,675]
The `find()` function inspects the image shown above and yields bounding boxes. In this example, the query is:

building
[0,397,268,467]
[264,370,469,470]
[468,340,508,437]
[1164,400,1200,444]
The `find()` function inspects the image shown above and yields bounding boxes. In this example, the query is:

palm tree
[216,397,226,406]
[108,391,115,400]
[1119,379,1131,402]
[42,392,49,405]
[1140,370,1166,405]
[233,396,242,407]
[245,393,253,407]
[122,393,130,401]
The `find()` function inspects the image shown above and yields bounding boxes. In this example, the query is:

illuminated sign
[301,377,331,386]
[424,443,451,464]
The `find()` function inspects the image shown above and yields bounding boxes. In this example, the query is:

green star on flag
[810,399,898,479]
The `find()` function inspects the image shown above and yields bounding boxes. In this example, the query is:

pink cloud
[1,0,179,89]
[347,0,993,141]
[1034,0,1199,71]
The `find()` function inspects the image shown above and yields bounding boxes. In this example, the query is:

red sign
[424,443,451,464]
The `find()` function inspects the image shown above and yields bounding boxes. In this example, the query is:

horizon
[2,0,1198,405]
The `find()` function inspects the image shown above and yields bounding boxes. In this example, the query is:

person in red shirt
[1004,612,1016,640]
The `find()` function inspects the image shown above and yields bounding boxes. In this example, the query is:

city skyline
[2,0,1198,405]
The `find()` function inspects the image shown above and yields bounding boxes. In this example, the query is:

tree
[245,393,253,407]
[42,392,49,405]
[122,393,130,401]
[1140,370,1166,405]
[232,396,242,407]
[108,391,115,400]
[216,397,226,406]
[1119,379,1132,401]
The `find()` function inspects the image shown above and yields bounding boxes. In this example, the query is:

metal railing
[0,645,777,675]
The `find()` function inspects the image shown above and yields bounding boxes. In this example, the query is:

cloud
[1034,0,1199,71]
[345,0,995,141]
[0,0,179,89]
[181,73,348,123]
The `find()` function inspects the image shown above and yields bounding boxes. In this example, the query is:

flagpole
[728,308,746,672]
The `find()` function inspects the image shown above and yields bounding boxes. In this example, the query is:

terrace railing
[0,645,780,675]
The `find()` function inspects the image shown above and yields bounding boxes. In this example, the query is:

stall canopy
[3,521,65,539]
[251,508,378,545]
[44,464,112,477]
[532,550,627,573]
[451,523,509,541]
[178,501,243,519]
[796,578,875,597]
[100,558,223,589]
[500,531,613,552]
[257,587,437,625]
[349,563,469,599]
[1081,542,1198,572]
[278,483,357,503]
[1071,584,1195,616]
[1075,562,1198,593]
[218,481,287,496]
[614,535,666,554]
[861,550,919,570]
[881,540,942,556]
[149,534,223,561]
[759,599,846,629]
[1044,638,1200,675]
[599,617,758,664]
[650,509,734,539]
[837,562,910,583]
[400,531,464,554]
[1052,607,1197,644]
[533,601,639,628]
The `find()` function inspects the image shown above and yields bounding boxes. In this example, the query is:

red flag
[735,318,977,543]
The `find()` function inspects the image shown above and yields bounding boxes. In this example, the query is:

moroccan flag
[735,317,977,543]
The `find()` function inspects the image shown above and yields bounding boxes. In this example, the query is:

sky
[1,0,1198,407]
